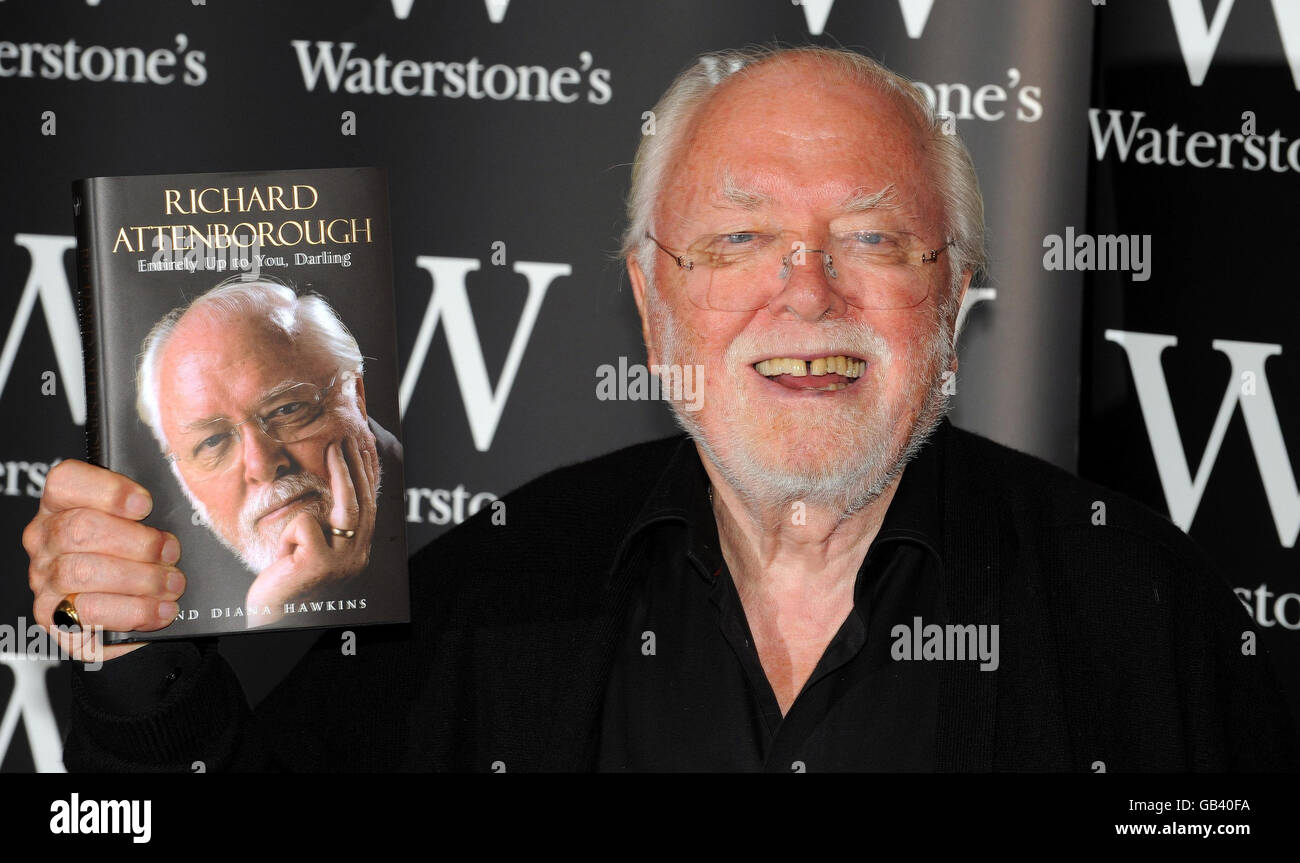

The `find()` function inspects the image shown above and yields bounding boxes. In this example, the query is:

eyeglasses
[165,373,349,480]
[647,228,951,311]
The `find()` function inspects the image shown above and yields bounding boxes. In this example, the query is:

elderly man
[33,276,403,647]
[137,278,395,627]
[25,46,1295,771]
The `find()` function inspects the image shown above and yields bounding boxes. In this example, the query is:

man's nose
[240,423,292,483]
[765,248,848,322]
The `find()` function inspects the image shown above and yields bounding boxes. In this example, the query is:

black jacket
[64,419,1299,771]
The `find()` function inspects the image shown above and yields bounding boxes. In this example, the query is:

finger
[45,553,185,601]
[347,435,369,504]
[276,510,327,560]
[46,625,145,664]
[250,512,328,608]
[347,439,378,569]
[346,436,373,517]
[35,590,177,634]
[43,507,181,565]
[349,440,376,560]
[328,440,360,532]
[357,449,378,531]
[39,459,153,521]
[363,437,379,497]
[339,438,373,565]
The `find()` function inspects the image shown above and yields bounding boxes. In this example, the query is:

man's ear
[352,374,368,419]
[950,269,973,370]
[957,269,972,314]
[627,253,660,367]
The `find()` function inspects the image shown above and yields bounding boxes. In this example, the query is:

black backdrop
[1081,0,1300,746]
[0,0,1293,773]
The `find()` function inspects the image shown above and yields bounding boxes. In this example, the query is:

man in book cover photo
[135,276,402,627]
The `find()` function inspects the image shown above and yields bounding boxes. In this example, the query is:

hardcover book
[72,166,409,642]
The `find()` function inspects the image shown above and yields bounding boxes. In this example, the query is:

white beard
[648,282,955,519]
[178,468,333,573]
[171,407,380,574]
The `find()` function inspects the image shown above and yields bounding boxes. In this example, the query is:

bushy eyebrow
[253,379,313,405]
[710,173,903,217]
[178,379,307,431]
[180,415,230,433]
[837,183,901,213]
[712,167,772,211]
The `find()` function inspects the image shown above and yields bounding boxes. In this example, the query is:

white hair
[621,45,988,327]
[136,276,364,453]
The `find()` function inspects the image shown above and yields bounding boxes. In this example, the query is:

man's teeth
[754,356,865,378]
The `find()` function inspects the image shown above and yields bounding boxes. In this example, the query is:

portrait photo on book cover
[130,274,407,634]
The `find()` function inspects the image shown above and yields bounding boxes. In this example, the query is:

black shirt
[64,419,1299,773]
[596,433,947,772]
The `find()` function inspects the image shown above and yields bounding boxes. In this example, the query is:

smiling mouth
[753,355,866,392]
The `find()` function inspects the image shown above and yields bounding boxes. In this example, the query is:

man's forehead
[665,64,936,227]
[700,58,923,143]
[157,310,327,421]
[667,167,926,236]
[170,304,285,348]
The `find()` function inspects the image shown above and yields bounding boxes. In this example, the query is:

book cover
[72,166,409,642]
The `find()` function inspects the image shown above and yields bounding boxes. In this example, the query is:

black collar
[618,417,950,576]
[586,415,1001,771]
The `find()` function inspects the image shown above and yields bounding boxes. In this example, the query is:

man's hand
[244,434,379,622]
[22,460,186,663]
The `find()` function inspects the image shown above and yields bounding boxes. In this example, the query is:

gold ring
[53,594,82,628]
[330,527,357,539]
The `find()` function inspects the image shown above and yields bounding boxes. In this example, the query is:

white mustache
[725,320,893,368]
[241,472,332,534]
